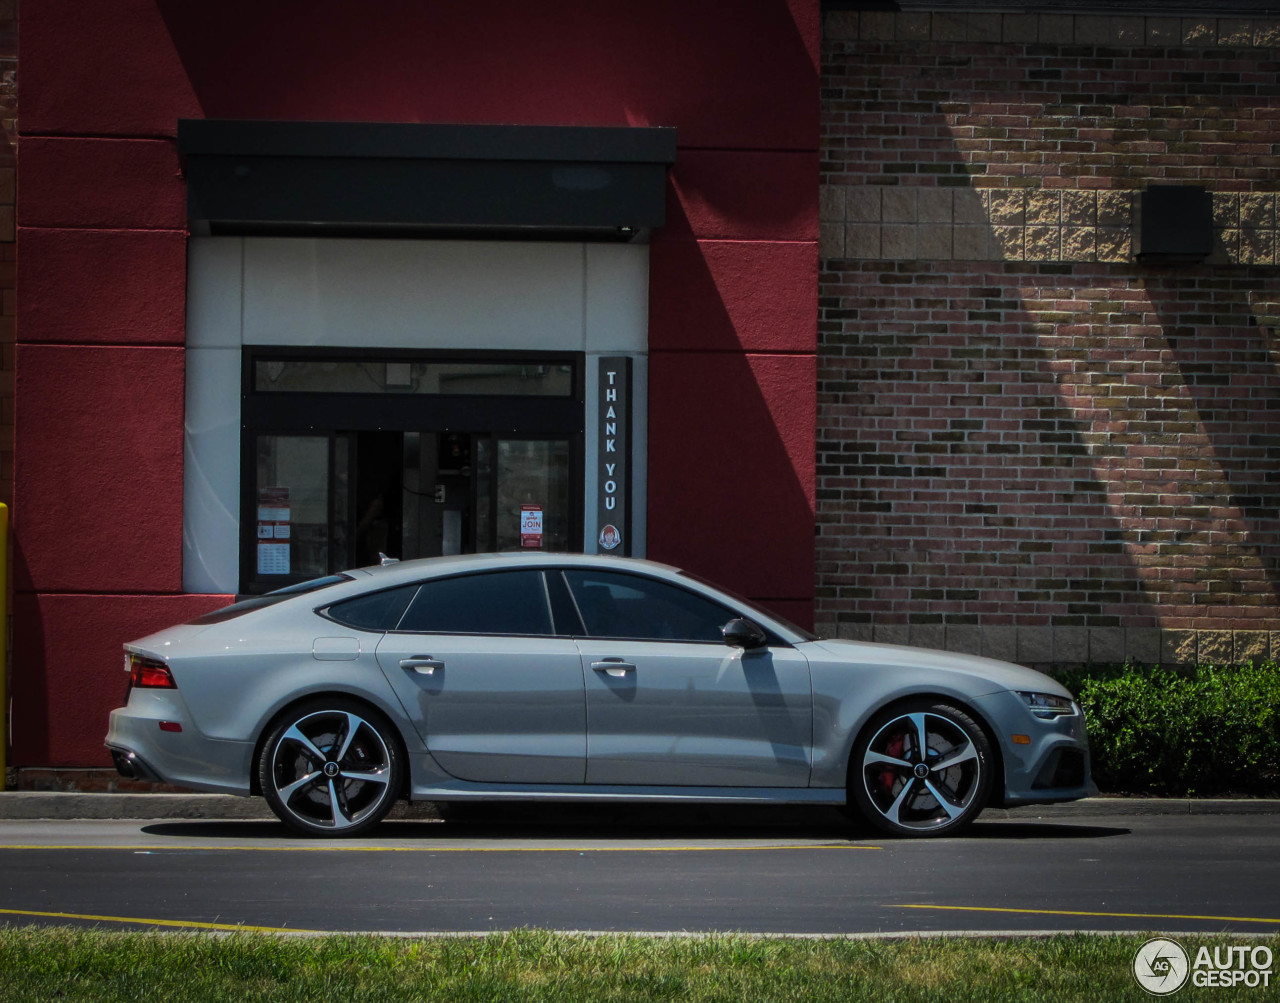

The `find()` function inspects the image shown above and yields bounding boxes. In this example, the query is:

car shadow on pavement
[140,803,1129,842]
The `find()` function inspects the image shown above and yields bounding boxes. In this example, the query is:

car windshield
[186,575,353,625]
[676,571,821,641]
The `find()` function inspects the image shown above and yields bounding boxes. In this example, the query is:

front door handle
[591,659,636,677]
[400,656,444,675]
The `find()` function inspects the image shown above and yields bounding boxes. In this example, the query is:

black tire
[848,699,992,838]
[258,697,404,837]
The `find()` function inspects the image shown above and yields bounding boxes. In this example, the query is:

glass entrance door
[359,433,573,564]
[241,350,584,593]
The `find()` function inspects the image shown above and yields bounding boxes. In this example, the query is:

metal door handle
[400,656,444,675]
[591,659,636,677]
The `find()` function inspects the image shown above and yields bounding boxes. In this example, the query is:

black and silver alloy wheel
[259,699,403,837]
[850,700,992,837]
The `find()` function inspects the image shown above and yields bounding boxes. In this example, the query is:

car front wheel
[259,699,403,837]
[849,700,992,838]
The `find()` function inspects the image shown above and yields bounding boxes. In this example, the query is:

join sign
[520,504,543,548]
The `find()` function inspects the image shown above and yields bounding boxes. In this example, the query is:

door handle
[591,659,636,677]
[400,656,444,675]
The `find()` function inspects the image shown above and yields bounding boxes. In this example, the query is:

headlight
[1017,691,1077,719]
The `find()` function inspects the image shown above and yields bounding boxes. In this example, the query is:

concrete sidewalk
[0,791,1276,821]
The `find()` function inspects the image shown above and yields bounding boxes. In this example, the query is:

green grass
[0,928,1275,1002]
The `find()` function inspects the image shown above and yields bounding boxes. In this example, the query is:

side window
[397,570,554,635]
[563,570,733,642]
[325,584,418,631]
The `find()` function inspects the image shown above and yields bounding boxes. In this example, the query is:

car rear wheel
[259,698,403,837]
[849,700,992,838]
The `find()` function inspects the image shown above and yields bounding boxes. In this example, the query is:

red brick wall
[0,0,14,508]
[819,11,1280,666]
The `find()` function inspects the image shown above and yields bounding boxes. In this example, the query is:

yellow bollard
[0,502,7,791]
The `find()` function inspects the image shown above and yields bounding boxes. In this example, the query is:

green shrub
[1053,661,1280,797]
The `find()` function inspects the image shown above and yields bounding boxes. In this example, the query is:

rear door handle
[400,656,444,675]
[591,659,636,677]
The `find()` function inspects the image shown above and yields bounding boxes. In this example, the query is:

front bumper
[105,688,255,796]
[973,690,1098,806]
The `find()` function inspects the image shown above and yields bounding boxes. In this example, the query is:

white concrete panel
[187,236,649,592]
[242,239,586,350]
[186,238,243,349]
[585,244,648,353]
[183,347,242,594]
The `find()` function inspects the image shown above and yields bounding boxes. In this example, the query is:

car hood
[800,638,1074,698]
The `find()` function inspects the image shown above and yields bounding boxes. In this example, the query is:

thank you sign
[597,357,631,554]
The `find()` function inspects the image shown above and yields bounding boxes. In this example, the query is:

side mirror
[722,617,768,650]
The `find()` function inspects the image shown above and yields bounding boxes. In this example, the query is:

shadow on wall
[817,13,1280,655]
[1144,273,1280,620]
[815,264,1159,653]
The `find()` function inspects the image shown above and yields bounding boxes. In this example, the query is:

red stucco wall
[14,0,819,767]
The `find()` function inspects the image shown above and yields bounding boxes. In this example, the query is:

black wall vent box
[1137,185,1213,264]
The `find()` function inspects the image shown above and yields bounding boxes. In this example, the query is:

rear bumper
[105,692,255,796]
[108,746,165,783]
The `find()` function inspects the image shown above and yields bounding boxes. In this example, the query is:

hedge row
[1052,661,1280,797]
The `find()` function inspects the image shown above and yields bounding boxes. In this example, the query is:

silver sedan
[106,553,1095,837]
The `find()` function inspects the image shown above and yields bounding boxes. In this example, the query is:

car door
[559,569,813,787]
[370,569,586,784]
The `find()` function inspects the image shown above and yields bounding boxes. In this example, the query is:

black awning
[178,121,677,241]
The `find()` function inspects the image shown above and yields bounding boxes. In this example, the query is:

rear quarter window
[325,585,419,631]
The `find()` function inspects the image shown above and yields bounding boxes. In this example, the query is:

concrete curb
[0,792,1275,821]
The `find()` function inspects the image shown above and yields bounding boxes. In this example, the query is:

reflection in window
[563,571,733,643]
[254,436,329,578]
[255,359,573,396]
[496,439,570,552]
[398,571,553,635]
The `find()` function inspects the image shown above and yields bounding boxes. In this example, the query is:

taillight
[127,653,177,689]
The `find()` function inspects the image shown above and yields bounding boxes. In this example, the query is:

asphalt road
[1,806,1277,936]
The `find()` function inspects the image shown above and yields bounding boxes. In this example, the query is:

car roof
[346,551,687,588]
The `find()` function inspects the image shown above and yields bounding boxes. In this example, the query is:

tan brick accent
[1234,631,1269,664]
[1198,631,1233,664]
[839,12,1280,50]
[1126,629,1161,665]
[1061,227,1095,262]
[1054,626,1087,663]
[1090,628,1126,664]
[1182,20,1217,45]
[1164,631,1199,665]
[981,626,1017,662]
[819,185,845,222]
[819,222,844,259]
[1001,15,1037,45]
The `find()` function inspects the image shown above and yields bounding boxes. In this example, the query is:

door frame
[239,347,586,594]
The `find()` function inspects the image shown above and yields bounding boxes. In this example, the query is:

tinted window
[326,585,419,631]
[397,570,553,635]
[563,571,733,642]
[186,575,352,625]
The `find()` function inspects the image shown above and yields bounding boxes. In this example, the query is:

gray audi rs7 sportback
[107,553,1094,837]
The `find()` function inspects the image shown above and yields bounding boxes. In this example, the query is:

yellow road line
[0,906,315,933]
[0,842,878,853]
[893,904,1280,926]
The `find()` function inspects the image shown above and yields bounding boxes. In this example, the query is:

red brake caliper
[879,730,906,793]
